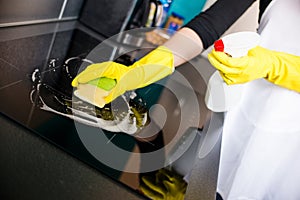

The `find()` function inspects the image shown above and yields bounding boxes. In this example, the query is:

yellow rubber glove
[208,46,300,92]
[139,168,187,200]
[72,46,174,104]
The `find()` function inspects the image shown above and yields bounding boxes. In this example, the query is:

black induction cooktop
[0,21,135,174]
[0,20,205,199]
[0,19,171,197]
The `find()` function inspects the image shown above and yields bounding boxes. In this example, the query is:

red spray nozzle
[214,39,224,52]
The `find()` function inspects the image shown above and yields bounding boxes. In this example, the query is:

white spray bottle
[205,31,261,112]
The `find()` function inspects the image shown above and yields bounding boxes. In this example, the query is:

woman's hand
[208,46,300,92]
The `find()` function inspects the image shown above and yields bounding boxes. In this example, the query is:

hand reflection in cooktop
[29,56,149,135]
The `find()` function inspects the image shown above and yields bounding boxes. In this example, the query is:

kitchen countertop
[0,20,221,200]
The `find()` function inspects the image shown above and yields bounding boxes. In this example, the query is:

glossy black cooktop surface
[0,21,140,179]
[0,21,205,199]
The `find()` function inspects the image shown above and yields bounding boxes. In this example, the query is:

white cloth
[217,0,300,199]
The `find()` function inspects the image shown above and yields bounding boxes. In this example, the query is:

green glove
[72,46,174,104]
[208,46,300,92]
[139,168,187,200]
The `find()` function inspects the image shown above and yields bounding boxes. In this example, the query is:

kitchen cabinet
[0,0,84,27]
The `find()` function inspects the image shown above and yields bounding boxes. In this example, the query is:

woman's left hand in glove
[72,46,174,105]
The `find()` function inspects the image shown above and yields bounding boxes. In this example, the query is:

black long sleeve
[185,0,257,49]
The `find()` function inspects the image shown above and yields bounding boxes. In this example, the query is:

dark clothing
[185,0,272,49]
[259,0,273,20]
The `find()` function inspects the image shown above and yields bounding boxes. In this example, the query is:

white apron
[217,0,300,199]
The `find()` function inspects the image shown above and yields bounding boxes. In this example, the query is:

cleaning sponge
[74,77,116,108]
[88,77,116,91]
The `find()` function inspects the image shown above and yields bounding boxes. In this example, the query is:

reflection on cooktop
[0,24,148,195]
[0,22,202,200]
[30,56,148,135]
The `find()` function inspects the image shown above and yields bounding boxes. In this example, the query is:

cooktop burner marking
[0,79,22,90]
[0,57,19,70]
